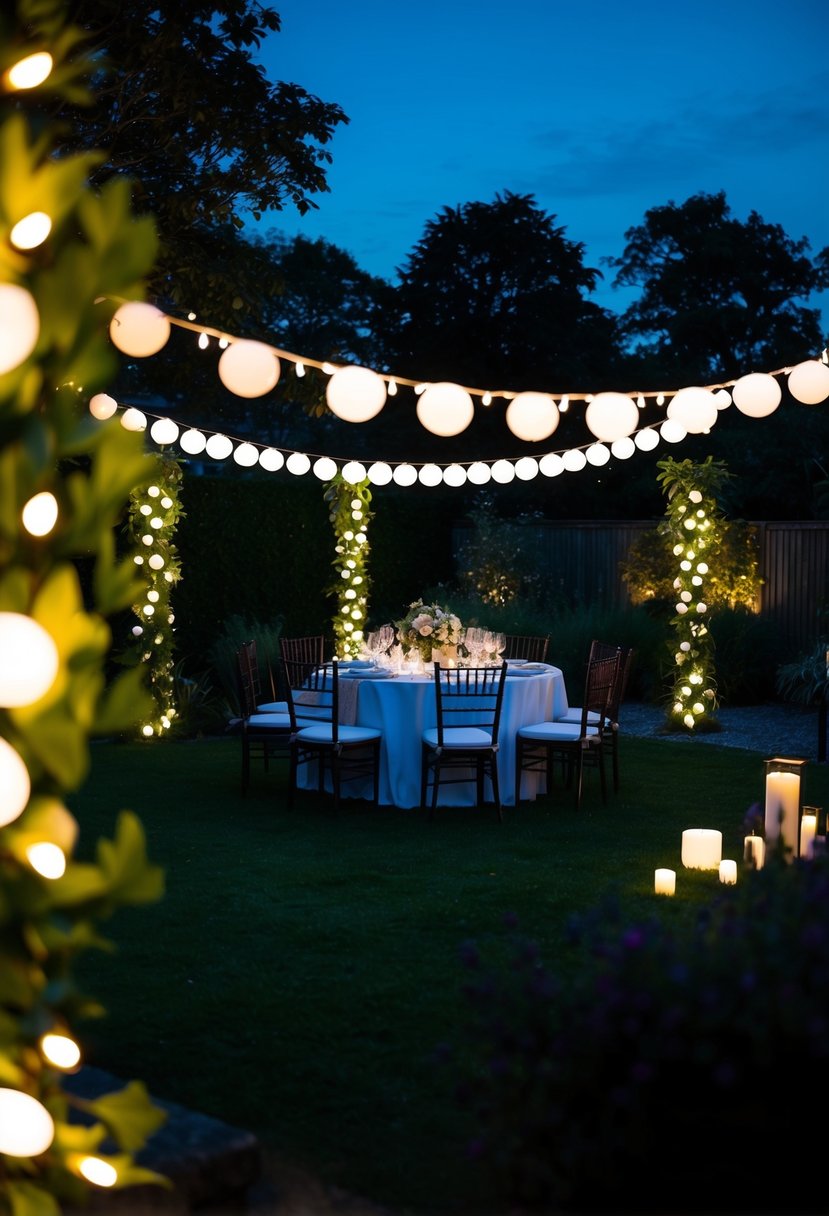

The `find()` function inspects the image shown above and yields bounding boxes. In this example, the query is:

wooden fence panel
[452,519,829,653]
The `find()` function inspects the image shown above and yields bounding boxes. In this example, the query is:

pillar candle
[654,868,676,895]
[681,828,722,870]
[800,811,817,859]
[719,859,737,884]
[743,834,765,870]
[764,770,801,856]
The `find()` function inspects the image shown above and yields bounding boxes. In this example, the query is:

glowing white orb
[585,443,610,466]
[0,1089,54,1156]
[714,388,732,410]
[179,429,206,454]
[584,392,639,441]
[443,464,467,486]
[562,450,587,472]
[205,434,233,460]
[109,302,170,357]
[0,283,40,374]
[326,366,387,422]
[26,841,66,879]
[89,393,117,420]
[659,418,686,444]
[218,340,280,397]
[392,464,417,486]
[7,51,53,89]
[466,462,491,485]
[368,462,393,485]
[120,408,146,432]
[505,392,558,442]
[341,461,367,484]
[788,360,829,405]
[0,614,58,706]
[514,457,539,481]
[233,442,259,467]
[286,452,311,476]
[313,456,338,481]
[491,459,515,484]
[10,211,52,250]
[732,372,782,418]
[635,429,660,451]
[259,448,284,472]
[22,492,58,537]
[416,382,474,436]
[666,387,718,434]
[0,739,30,826]
[418,464,443,487]
[150,417,179,446]
[610,436,636,459]
[539,452,564,477]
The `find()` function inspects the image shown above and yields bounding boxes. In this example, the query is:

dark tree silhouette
[28,0,348,324]
[609,191,828,383]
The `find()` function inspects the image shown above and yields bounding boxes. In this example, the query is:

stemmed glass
[365,623,395,666]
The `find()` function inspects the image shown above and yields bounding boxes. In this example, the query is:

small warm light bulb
[294,361,306,377]
[482,391,492,407]
[198,332,209,350]
[558,395,569,412]
[89,392,117,420]
[41,1032,81,1070]
[6,51,53,90]
[26,842,66,879]
[218,336,228,349]
[187,311,197,321]
[656,393,665,406]
[637,394,646,408]
[22,491,58,536]
[10,211,52,250]
[78,1157,118,1188]
[387,379,397,396]
[139,503,152,516]
[148,554,165,570]
[142,724,154,737]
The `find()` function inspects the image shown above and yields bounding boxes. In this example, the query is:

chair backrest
[281,650,340,738]
[588,641,635,723]
[503,634,550,663]
[579,653,621,737]
[281,635,327,666]
[236,642,260,718]
[432,662,507,744]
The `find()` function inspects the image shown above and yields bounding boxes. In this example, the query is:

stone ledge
[63,1066,263,1213]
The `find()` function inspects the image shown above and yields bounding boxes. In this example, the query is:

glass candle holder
[764,757,807,861]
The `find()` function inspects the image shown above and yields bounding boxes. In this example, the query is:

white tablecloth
[299,665,568,808]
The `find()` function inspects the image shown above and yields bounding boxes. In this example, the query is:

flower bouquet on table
[394,600,463,664]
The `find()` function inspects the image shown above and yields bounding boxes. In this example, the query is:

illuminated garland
[658,457,729,731]
[324,474,373,658]
[126,457,184,736]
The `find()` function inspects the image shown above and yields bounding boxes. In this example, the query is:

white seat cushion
[422,727,494,749]
[559,708,603,725]
[518,720,601,742]
[297,723,381,744]
[248,712,292,729]
[257,699,289,713]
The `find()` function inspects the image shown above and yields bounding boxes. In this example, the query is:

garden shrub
[453,856,829,1214]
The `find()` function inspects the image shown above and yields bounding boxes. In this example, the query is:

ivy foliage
[324,474,373,658]
[1,2,167,1211]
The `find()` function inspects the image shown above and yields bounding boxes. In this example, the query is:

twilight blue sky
[253,0,829,331]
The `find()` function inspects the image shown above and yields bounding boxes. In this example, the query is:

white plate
[508,663,547,675]
[506,658,527,666]
[338,660,375,669]
[341,668,393,679]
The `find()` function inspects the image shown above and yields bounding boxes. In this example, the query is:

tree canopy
[609,191,828,383]
[28,0,349,323]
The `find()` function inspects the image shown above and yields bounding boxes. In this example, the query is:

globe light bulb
[0,1090,54,1156]
[22,491,58,536]
[0,614,59,706]
[40,1032,81,1070]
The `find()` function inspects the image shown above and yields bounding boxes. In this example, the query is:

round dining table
[302,663,569,809]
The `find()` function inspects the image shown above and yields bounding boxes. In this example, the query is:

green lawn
[68,735,829,1214]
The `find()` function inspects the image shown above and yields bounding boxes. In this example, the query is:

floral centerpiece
[394,599,463,663]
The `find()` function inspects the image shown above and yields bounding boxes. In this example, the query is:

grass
[68,734,829,1214]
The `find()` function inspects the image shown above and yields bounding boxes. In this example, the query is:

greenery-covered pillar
[324,474,373,658]
[657,458,728,731]
[126,456,183,737]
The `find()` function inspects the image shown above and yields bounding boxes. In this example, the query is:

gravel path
[621,700,825,761]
